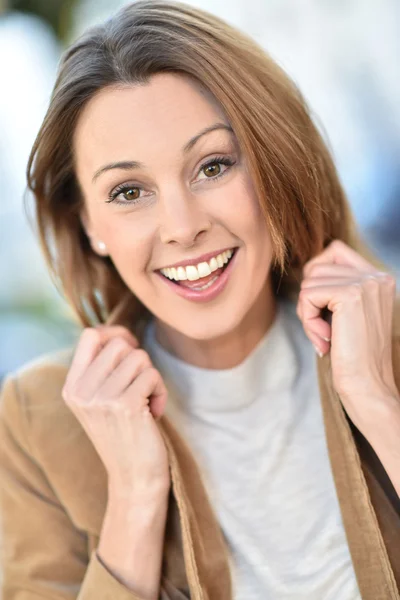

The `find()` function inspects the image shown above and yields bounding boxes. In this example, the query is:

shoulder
[0,346,108,535]
[10,345,74,389]
[2,345,74,407]
[0,346,77,450]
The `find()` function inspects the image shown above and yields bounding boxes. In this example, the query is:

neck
[154,279,277,370]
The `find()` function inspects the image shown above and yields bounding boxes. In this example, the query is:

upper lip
[157,246,237,271]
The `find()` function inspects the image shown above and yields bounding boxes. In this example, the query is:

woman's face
[74,73,274,341]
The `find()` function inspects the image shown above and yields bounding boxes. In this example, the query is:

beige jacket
[1,305,400,600]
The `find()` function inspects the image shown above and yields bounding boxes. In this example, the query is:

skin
[75,72,277,369]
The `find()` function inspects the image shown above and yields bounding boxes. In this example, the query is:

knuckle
[306,263,319,277]
[298,288,308,301]
[109,325,138,344]
[146,366,160,380]
[67,382,83,402]
[135,348,151,365]
[62,385,79,405]
[66,374,91,404]
[108,336,131,354]
[383,273,396,287]
[363,275,380,289]
[348,282,363,299]
[81,327,100,342]
[116,325,134,337]
[107,325,127,333]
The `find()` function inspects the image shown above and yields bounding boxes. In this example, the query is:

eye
[106,184,145,205]
[203,162,222,177]
[121,187,140,201]
[197,156,236,182]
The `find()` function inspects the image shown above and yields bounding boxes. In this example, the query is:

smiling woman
[1,1,400,600]
[72,75,273,348]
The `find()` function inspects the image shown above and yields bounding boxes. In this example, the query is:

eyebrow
[91,122,234,183]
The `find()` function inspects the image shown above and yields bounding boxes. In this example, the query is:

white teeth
[160,248,235,282]
[186,265,199,281]
[197,262,212,278]
[177,266,187,280]
[209,257,219,272]
[191,275,219,291]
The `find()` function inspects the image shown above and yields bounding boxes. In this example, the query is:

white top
[143,298,361,599]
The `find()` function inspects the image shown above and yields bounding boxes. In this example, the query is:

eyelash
[106,155,236,205]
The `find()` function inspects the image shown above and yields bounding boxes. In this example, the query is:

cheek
[99,215,154,276]
[220,173,269,241]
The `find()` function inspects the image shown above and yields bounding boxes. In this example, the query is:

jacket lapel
[159,415,233,600]
[316,349,400,599]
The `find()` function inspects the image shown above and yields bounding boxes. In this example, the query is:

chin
[169,309,246,342]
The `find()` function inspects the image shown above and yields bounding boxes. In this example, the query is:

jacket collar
[316,351,399,600]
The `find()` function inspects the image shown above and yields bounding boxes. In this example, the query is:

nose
[158,186,211,247]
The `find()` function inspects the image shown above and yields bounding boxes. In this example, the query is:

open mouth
[158,247,238,289]
[156,247,239,303]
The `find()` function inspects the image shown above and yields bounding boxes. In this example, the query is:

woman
[0,1,399,599]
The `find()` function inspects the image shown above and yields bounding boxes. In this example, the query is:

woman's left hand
[297,239,400,435]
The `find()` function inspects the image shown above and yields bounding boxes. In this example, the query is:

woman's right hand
[61,325,170,500]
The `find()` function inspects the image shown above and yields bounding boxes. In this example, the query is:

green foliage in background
[9,0,79,40]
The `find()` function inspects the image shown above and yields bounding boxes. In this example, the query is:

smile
[156,247,239,303]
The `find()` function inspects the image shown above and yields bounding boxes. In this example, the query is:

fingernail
[322,336,331,342]
[314,345,324,358]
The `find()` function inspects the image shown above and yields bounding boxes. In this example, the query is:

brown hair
[26,0,387,339]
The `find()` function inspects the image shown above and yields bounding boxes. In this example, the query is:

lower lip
[155,249,239,303]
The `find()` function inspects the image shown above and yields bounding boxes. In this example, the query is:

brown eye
[123,187,140,201]
[203,162,221,178]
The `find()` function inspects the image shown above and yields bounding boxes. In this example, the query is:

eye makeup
[106,154,237,205]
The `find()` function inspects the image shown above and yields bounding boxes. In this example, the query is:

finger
[99,349,153,398]
[302,263,365,279]
[64,328,106,392]
[94,325,139,348]
[126,368,168,420]
[64,326,138,394]
[80,337,141,399]
[301,277,362,290]
[298,285,341,341]
[305,327,331,357]
[304,240,374,276]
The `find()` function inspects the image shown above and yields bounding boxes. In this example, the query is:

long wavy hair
[26,0,387,340]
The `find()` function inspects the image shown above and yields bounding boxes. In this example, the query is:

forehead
[73,73,228,171]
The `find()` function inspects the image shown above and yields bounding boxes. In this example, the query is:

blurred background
[0,0,399,382]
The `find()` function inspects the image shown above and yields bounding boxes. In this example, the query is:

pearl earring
[97,241,107,252]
